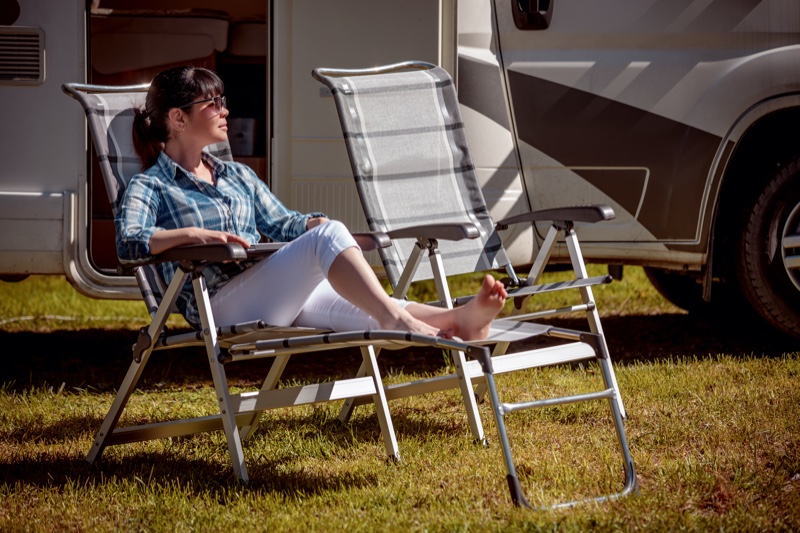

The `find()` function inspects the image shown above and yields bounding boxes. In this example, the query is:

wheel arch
[707,95,800,291]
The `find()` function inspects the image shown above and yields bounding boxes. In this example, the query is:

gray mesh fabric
[68,85,233,310]
[81,91,147,211]
[325,66,509,286]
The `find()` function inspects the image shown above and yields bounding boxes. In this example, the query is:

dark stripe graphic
[506,70,722,241]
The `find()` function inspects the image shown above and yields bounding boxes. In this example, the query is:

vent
[0,26,44,85]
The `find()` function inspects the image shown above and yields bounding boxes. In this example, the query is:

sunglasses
[178,95,227,113]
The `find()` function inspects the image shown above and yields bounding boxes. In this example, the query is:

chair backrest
[313,62,509,288]
[63,83,232,213]
[63,83,233,315]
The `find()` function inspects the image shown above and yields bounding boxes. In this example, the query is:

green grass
[0,265,677,332]
[1,268,799,531]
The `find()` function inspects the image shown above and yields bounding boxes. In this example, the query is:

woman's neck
[164,142,213,184]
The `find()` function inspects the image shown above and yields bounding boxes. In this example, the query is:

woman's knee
[308,220,358,273]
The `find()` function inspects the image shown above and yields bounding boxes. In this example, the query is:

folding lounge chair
[61,82,418,482]
[313,62,637,507]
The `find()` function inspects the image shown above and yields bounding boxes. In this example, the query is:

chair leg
[360,345,400,460]
[239,354,292,442]
[564,229,626,419]
[87,270,187,466]
[194,275,249,482]
[428,245,487,444]
[86,355,148,465]
[453,349,486,444]
[475,336,638,508]
[338,359,369,423]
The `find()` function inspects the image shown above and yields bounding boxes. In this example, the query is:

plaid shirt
[116,151,323,327]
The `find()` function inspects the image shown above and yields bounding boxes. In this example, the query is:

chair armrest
[119,243,250,272]
[495,205,615,229]
[387,222,480,241]
[352,231,392,251]
[246,242,286,259]
[157,242,249,263]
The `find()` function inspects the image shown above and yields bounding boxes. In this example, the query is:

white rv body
[1,0,799,334]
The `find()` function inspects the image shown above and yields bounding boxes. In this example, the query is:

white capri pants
[210,220,409,331]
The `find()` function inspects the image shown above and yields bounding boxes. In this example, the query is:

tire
[737,158,800,338]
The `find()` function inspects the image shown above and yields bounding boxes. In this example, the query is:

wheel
[737,158,800,338]
[643,267,707,313]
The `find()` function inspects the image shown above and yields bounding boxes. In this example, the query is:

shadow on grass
[1,312,795,493]
[0,451,382,497]
[1,313,795,394]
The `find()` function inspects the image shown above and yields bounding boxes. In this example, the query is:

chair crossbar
[450,275,612,308]
[500,304,593,322]
[234,376,378,410]
[500,388,616,415]
[103,376,379,447]
[515,274,612,295]
[104,414,228,445]
[346,342,596,407]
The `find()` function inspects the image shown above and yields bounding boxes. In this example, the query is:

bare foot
[377,309,451,338]
[455,275,507,340]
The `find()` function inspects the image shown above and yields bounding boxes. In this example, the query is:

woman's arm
[148,227,251,255]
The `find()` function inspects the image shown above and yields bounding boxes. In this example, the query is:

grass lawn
[0,267,798,531]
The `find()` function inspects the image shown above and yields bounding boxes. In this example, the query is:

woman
[117,66,506,339]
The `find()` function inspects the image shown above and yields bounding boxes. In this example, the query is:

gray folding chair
[313,62,637,507]
[62,82,414,482]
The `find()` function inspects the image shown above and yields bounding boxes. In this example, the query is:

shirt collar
[202,151,228,180]
[154,149,229,183]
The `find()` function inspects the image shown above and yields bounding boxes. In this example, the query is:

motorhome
[2,0,799,337]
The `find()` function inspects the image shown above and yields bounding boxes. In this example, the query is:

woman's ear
[167,108,187,133]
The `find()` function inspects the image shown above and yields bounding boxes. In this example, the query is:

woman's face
[179,94,229,146]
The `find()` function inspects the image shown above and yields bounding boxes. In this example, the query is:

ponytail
[132,107,164,170]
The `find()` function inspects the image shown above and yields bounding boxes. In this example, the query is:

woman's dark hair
[132,66,224,169]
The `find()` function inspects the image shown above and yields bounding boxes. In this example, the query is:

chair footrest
[512,274,612,297]
[500,388,616,415]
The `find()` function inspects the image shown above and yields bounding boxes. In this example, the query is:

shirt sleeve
[115,174,164,262]
[248,166,325,241]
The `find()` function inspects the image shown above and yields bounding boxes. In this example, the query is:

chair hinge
[132,327,152,363]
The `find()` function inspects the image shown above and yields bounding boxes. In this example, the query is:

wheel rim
[781,202,800,291]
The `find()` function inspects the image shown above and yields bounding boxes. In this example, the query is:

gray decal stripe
[457,56,511,129]
[506,71,723,241]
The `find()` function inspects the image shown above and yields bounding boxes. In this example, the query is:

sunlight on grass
[0,275,188,332]
[0,356,798,530]
[2,270,798,531]
[0,265,680,332]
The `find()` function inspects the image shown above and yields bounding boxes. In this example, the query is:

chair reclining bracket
[132,326,152,364]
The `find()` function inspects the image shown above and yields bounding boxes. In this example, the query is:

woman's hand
[149,227,250,255]
[306,216,330,230]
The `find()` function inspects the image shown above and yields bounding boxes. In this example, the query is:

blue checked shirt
[115,151,324,328]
